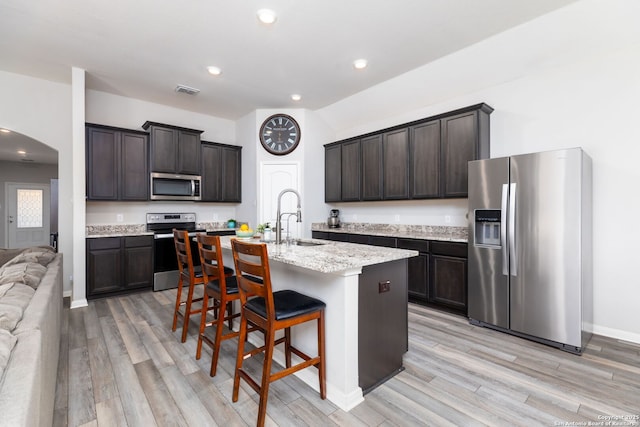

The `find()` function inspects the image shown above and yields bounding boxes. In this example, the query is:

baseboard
[70,298,88,309]
[592,324,640,345]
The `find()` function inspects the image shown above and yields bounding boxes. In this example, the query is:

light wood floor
[54,288,640,426]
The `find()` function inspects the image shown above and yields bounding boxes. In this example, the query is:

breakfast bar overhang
[218,236,418,411]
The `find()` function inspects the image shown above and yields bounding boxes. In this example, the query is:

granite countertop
[218,235,417,274]
[311,222,468,243]
[86,224,153,238]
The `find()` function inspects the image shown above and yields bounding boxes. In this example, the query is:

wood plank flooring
[54,289,640,426]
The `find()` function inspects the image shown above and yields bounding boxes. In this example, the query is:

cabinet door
[178,130,201,175]
[324,144,342,202]
[341,140,361,201]
[410,121,440,199]
[86,238,123,296]
[201,143,221,201]
[120,132,149,200]
[441,111,477,198]
[150,127,177,173]
[361,135,383,201]
[407,254,429,301]
[222,146,241,202]
[86,126,119,200]
[429,253,467,314]
[397,238,430,301]
[383,128,409,199]
[123,236,153,290]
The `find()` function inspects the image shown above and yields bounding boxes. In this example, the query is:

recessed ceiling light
[207,66,222,76]
[257,9,277,24]
[291,94,301,101]
[353,59,368,70]
[17,150,26,155]
[0,128,10,133]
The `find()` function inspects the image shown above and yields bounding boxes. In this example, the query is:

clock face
[259,114,301,155]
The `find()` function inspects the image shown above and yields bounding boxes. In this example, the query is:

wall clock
[259,114,301,155]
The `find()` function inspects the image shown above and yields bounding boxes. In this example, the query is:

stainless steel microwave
[150,172,201,201]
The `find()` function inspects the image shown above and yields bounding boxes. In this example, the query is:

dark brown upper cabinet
[409,120,440,199]
[201,142,242,203]
[361,134,383,201]
[86,123,149,201]
[382,128,409,200]
[143,121,203,175]
[441,110,490,198]
[324,144,342,202]
[341,139,361,202]
[324,103,492,202]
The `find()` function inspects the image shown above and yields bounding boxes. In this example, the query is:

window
[16,188,43,228]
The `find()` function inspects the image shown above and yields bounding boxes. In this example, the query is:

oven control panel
[146,213,196,224]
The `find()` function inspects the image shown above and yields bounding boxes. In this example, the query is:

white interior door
[259,162,300,237]
[6,183,51,248]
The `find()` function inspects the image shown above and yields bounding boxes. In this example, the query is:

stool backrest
[230,239,274,320]
[196,233,228,290]
[173,229,194,278]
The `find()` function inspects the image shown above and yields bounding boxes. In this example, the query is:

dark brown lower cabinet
[87,236,153,299]
[397,238,429,302]
[313,231,468,315]
[428,241,467,313]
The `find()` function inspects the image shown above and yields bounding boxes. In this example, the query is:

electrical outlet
[378,280,391,293]
[213,213,219,221]
[116,214,124,222]
[394,214,400,222]
[445,215,452,224]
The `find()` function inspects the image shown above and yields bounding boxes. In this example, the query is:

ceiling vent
[175,84,200,95]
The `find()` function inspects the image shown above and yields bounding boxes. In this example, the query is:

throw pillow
[0,262,47,289]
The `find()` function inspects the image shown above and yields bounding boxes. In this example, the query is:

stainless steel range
[146,213,205,291]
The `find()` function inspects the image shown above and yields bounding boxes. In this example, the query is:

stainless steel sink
[291,240,325,247]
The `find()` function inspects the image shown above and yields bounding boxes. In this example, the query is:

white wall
[0,71,74,294]
[316,0,640,342]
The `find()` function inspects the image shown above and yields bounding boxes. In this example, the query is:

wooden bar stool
[195,233,239,376]
[171,229,209,343]
[230,239,326,427]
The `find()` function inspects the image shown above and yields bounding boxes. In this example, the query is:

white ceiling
[0,0,577,164]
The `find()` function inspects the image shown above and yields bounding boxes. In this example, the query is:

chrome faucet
[275,188,302,244]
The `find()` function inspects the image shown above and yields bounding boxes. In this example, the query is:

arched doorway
[0,127,59,248]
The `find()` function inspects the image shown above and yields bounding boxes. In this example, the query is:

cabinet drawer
[124,235,153,248]
[87,237,121,250]
[207,230,235,236]
[349,234,371,244]
[430,241,467,257]
[371,236,397,248]
[397,238,429,253]
[312,231,329,240]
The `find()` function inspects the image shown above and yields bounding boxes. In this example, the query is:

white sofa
[0,247,63,427]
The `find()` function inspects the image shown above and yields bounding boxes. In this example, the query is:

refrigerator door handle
[501,184,509,276]
[509,183,517,276]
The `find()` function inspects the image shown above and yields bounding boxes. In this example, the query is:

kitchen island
[217,235,417,411]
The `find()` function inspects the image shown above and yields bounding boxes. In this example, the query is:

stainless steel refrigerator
[467,148,592,353]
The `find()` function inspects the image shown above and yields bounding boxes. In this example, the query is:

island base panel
[358,259,408,394]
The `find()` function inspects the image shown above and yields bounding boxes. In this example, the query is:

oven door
[152,233,202,291]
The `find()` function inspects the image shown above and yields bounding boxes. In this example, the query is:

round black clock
[259,114,301,155]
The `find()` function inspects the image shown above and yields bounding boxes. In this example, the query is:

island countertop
[218,235,417,274]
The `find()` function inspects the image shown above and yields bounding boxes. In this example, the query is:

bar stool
[230,239,326,427]
[171,229,208,343]
[195,233,239,376]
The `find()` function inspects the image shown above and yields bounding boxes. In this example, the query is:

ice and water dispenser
[474,210,501,247]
